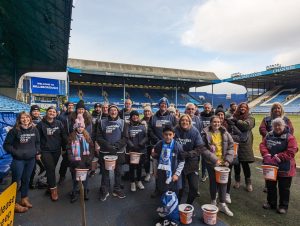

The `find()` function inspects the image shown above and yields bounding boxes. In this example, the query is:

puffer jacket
[201,126,234,166]
[260,130,298,177]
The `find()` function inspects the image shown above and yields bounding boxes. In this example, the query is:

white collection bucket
[201,204,218,225]
[262,165,278,181]
[179,204,194,224]
[129,152,142,164]
[104,155,118,170]
[75,169,89,181]
[214,166,230,184]
[91,157,98,171]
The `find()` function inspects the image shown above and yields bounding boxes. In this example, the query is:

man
[185,103,203,133]
[101,102,109,120]
[57,102,74,125]
[148,97,177,197]
[97,105,128,201]
[199,102,214,182]
[226,102,237,118]
[120,99,133,121]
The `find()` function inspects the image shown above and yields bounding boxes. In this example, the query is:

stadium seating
[0,113,15,180]
[0,94,30,113]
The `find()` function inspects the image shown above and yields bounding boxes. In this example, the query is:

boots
[20,197,33,208]
[50,187,58,201]
[246,178,253,192]
[15,203,28,213]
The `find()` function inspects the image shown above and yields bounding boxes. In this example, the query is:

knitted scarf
[158,139,175,184]
[71,133,90,161]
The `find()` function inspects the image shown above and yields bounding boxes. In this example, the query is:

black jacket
[4,125,40,160]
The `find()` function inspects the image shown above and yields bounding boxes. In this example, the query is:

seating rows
[0,95,30,113]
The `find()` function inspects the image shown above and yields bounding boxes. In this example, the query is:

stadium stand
[0,94,30,113]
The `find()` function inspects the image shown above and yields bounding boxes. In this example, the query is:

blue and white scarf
[158,139,175,184]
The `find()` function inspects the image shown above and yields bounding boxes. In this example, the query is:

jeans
[59,152,70,178]
[266,177,292,209]
[207,164,227,203]
[29,159,45,185]
[201,154,207,177]
[129,163,142,182]
[11,158,35,198]
[234,161,251,183]
[227,164,233,193]
[42,151,61,188]
[100,156,122,192]
[179,171,199,204]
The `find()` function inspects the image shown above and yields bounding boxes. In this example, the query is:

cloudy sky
[69,0,300,80]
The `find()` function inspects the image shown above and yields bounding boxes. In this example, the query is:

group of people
[2,97,298,222]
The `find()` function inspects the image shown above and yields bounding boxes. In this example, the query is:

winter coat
[230,116,255,162]
[91,111,102,142]
[4,125,40,160]
[153,140,185,193]
[119,108,132,122]
[148,110,177,144]
[175,126,205,174]
[37,118,67,152]
[201,126,234,166]
[67,134,94,170]
[126,120,148,154]
[259,116,294,138]
[260,130,298,177]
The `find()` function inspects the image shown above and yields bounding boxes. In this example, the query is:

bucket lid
[75,168,89,172]
[214,166,230,172]
[201,204,219,213]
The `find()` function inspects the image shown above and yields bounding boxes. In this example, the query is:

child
[152,126,185,195]
[127,110,148,191]
[67,114,94,203]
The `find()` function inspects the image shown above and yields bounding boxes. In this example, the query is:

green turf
[252,114,300,164]
[197,162,300,226]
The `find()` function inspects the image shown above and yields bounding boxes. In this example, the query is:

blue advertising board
[31,77,60,95]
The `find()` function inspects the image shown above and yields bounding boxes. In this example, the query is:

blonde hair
[270,102,285,118]
[179,114,192,129]
[15,111,32,130]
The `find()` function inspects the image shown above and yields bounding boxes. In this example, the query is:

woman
[37,106,67,201]
[175,114,205,205]
[4,111,40,213]
[227,102,255,192]
[260,118,298,214]
[201,116,234,216]
[127,110,148,191]
[141,105,153,181]
[259,102,294,193]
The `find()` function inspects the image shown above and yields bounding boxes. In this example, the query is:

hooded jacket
[37,118,67,152]
[126,120,148,153]
[201,126,234,166]
[200,111,214,128]
[4,125,40,160]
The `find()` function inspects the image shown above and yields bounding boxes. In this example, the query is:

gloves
[180,151,190,159]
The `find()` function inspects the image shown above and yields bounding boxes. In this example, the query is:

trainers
[113,190,126,199]
[131,182,136,192]
[225,193,232,204]
[219,203,233,217]
[201,175,208,182]
[136,181,145,190]
[211,199,217,206]
[262,202,275,210]
[144,173,151,182]
[233,181,240,189]
[100,190,109,202]
[277,208,287,214]
[246,184,253,192]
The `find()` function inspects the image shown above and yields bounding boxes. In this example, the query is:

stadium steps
[248,86,282,108]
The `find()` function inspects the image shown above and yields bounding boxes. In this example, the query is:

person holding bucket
[201,115,234,216]
[67,114,94,203]
[126,110,148,191]
[175,114,205,204]
[227,102,255,192]
[96,104,128,201]
[259,102,294,193]
[260,118,298,214]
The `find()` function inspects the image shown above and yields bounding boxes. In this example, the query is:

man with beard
[120,99,133,122]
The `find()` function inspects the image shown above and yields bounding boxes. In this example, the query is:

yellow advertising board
[0,182,17,226]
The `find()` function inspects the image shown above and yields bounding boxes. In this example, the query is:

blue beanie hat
[158,97,169,108]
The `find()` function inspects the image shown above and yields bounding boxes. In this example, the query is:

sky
[69,0,300,84]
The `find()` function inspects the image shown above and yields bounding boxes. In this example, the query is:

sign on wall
[31,77,60,95]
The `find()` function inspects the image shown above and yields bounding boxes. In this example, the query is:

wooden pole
[79,179,87,226]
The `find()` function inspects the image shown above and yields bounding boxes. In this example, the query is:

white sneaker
[219,203,233,217]
[211,199,217,206]
[225,193,232,204]
[136,181,145,190]
[131,182,136,192]
[144,173,151,182]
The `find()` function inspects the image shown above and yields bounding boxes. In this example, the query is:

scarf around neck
[71,133,90,161]
[158,139,175,184]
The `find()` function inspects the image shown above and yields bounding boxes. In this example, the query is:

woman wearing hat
[96,105,128,201]
[37,107,67,201]
[126,110,148,191]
